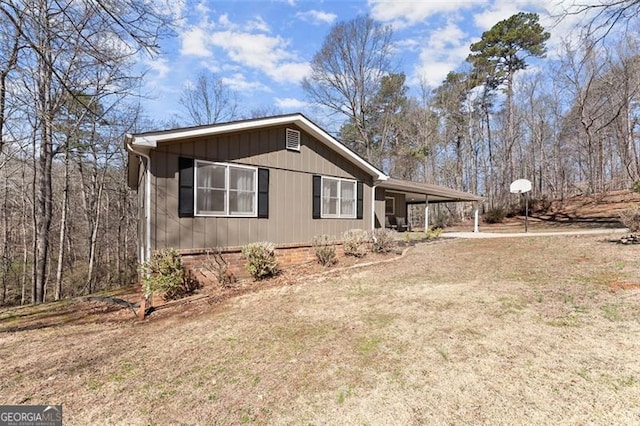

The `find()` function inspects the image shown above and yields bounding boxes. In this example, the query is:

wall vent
[286,128,300,151]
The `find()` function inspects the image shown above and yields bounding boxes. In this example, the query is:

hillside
[534,190,640,226]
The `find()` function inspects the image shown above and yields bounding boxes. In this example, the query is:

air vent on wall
[286,128,300,151]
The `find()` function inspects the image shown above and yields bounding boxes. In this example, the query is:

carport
[377,178,484,232]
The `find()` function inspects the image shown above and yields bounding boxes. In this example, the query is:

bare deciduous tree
[302,15,394,163]
[179,72,239,126]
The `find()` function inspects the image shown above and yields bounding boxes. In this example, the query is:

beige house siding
[148,124,375,251]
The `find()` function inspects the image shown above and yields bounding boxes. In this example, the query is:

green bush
[484,207,506,224]
[241,242,279,279]
[342,229,370,257]
[619,207,640,233]
[632,181,640,193]
[313,235,337,267]
[371,228,396,253]
[141,248,201,301]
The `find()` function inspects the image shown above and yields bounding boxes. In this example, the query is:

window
[194,160,257,216]
[321,177,356,218]
[385,196,395,215]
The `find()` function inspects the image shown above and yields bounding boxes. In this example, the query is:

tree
[467,12,550,192]
[433,72,473,190]
[302,15,394,164]
[339,72,409,171]
[563,0,640,43]
[0,0,172,303]
[179,72,239,126]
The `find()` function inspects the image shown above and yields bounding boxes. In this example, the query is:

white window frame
[320,176,357,219]
[194,160,258,217]
[385,196,395,215]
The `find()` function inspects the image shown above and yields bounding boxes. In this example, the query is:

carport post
[424,195,429,231]
[474,202,479,233]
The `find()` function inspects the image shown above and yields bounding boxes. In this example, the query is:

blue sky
[140,0,591,127]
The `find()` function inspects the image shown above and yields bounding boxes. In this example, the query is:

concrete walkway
[441,228,629,239]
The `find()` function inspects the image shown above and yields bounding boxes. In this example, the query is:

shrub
[313,235,337,267]
[371,228,396,253]
[203,248,237,288]
[484,207,506,224]
[619,207,640,233]
[425,227,443,240]
[141,248,201,301]
[632,181,640,193]
[241,242,279,280]
[342,229,370,257]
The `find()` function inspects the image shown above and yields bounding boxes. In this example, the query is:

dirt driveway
[1,233,640,425]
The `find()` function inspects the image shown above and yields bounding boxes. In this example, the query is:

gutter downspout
[125,136,151,270]
[371,182,379,234]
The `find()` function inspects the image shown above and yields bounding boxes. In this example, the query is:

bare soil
[2,233,640,425]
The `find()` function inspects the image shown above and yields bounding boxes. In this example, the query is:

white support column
[371,184,377,231]
[474,203,479,233]
[424,195,429,231]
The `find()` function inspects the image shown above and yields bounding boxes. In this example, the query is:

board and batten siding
[149,124,374,251]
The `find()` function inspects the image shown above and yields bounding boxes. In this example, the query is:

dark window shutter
[356,181,364,219]
[312,175,321,219]
[257,168,269,218]
[178,157,194,218]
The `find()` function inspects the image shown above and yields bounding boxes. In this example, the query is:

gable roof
[125,113,387,182]
[125,114,484,204]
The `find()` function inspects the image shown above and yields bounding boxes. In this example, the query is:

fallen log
[87,296,140,316]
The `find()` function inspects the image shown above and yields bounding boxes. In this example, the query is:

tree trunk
[33,1,54,304]
[1,167,9,304]
[85,181,103,293]
[54,150,70,300]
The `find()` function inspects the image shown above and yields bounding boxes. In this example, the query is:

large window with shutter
[194,160,257,217]
[320,177,356,219]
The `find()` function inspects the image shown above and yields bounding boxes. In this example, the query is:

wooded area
[0,1,638,306]
[0,0,172,305]
[303,9,640,210]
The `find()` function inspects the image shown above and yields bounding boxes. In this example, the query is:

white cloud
[296,9,338,25]
[369,0,480,28]
[221,73,269,92]
[180,26,213,57]
[429,21,467,50]
[143,56,171,80]
[248,16,270,32]
[218,14,238,30]
[211,31,289,68]
[270,62,311,83]
[275,97,309,109]
[194,1,210,15]
[210,31,310,83]
[471,0,543,31]
[394,38,421,52]
[413,21,470,87]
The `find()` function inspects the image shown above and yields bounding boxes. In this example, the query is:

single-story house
[125,113,482,279]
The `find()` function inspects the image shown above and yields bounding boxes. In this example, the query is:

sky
[139,0,594,128]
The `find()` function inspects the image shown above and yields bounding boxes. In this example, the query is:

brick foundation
[180,244,319,287]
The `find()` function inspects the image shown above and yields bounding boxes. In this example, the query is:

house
[125,113,482,279]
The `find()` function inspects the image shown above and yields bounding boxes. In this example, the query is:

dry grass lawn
[2,234,640,425]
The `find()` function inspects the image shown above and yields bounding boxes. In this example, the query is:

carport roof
[379,178,483,204]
